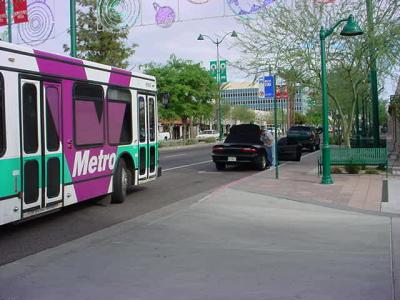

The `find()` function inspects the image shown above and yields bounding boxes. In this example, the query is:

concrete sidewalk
[0,157,397,299]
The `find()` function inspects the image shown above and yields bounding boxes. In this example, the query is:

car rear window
[224,124,263,145]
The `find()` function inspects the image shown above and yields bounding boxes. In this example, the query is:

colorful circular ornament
[153,2,176,28]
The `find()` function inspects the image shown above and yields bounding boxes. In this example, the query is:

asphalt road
[0,144,258,266]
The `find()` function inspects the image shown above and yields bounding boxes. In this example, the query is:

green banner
[210,60,227,83]
[220,60,227,83]
[210,61,217,81]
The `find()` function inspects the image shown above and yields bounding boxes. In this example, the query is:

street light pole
[319,29,333,184]
[216,39,222,140]
[70,0,77,58]
[366,0,380,147]
[319,15,363,185]
[7,0,12,43]
[197,31,237,140]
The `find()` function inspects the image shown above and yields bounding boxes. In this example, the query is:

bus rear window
[74,83,104,147]
[0,74,4,156]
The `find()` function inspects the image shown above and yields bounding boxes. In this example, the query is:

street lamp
[197,31,237,140]
[320,14,363,184]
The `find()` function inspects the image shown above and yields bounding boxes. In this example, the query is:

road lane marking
[163,154,186,158]
[163,160,212,172]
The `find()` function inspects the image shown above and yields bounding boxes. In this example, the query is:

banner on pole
[0,0,7,26]
[263,76,275,98]
[13,0,28,24]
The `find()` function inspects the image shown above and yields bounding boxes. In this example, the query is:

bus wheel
[111,158,130,204]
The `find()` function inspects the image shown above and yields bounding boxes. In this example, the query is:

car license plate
[228,157,236,162]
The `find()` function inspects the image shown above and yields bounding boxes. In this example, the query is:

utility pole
[70,0,77,57]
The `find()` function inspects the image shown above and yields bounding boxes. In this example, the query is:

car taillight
[241,148,257,153]
[213,147,224,153]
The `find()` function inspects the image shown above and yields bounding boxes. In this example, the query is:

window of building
[0,74,5,156]
[107,88,132,145]
[74,83,104,147]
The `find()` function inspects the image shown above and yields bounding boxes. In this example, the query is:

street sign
[210,60,227,83]
[210,61,217,81]
[263,76,275,98]
[220,60,227,83]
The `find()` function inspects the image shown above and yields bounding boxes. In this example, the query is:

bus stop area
[0,152,399,300]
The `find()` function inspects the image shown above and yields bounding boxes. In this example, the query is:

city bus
[0,41,160,226]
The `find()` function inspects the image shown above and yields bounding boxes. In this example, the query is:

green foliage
[294,112,307,124]
[344,164,361,174]
[331,166,343,174]
[64,0,137,68]
[305,109,322,126]
[365,168,379,174]
[145,55,218,124]
[204,137,217,143]
[231,106,256,123]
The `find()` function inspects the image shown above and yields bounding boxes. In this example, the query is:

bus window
[74,83,104,147]
[23,83,38,154]
[139,96,146,143]
[107,88,132,145]
[148,97,155,142]
[46,87,60,151]
[0,74,4,156]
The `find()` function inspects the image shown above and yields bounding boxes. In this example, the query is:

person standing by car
[261,129,275,166]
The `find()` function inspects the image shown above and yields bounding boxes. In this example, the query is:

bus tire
[111,158,130,204]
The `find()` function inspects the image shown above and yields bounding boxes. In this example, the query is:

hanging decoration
[0,0,7,26]
[17,0,54,46]
[96,0,140,31]
[153,2,176,28]
[226,0,275,16]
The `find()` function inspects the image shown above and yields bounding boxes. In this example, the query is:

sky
[1,0,398,98]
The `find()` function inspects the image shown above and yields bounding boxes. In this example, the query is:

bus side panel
[0,71,21,224]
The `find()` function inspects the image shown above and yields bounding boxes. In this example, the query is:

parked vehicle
[287,125,321,151]
[197,130,219,141]
[158,131,171,141]
[211,124,302,171]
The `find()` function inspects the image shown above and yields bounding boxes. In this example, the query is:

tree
[235,0,400,146]
[64,0,137,68]
[231,106,256,124]
[294,112,307,125]
[145,55,218,139]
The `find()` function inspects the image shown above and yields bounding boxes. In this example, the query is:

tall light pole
[320,14,363,184]
[6,0,12,42]
[366,0,380,147]
[197,31,237,140]
[70,0,77,57]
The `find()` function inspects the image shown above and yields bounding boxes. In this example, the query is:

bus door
[20,79,63,216]
[138,94,157,180]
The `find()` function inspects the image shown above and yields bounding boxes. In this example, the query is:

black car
[287,125,321,151]
[211,124,302,171]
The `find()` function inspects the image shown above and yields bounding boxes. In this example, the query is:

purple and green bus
[0,41,160,225]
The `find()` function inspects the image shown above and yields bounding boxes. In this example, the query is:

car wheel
[111,158,130,204]
[255,154,267,171]
[215,162,226,171]
[310,144,315,152]
[315,143,320,150]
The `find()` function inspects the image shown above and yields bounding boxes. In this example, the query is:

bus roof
[0,41,156,90]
